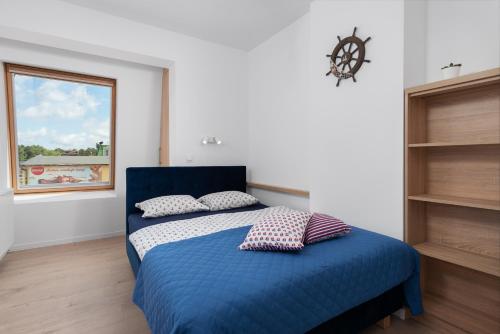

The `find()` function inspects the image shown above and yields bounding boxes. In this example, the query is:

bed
[126,166,423,334]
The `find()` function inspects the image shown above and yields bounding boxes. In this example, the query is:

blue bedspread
[133,226,423,334]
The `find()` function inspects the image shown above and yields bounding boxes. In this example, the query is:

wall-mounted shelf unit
[405,68,500,334]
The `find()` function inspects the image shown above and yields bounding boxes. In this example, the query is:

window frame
[4,63,116,194]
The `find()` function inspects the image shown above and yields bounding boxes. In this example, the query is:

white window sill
[14,190,117,205]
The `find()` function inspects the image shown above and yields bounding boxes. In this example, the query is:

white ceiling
[61,0,313,50]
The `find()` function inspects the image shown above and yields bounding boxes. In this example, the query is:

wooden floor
[0,236,437,334]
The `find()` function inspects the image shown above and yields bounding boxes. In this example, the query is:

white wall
[0,0,248,249]
[426,0,499,82]
[404,0,427,88]
[0,56,8,191]
[247,0,410,238]
[247,14,310,210]
[0,39,163,249]
[0,189,14,259]
[309,0,405,239]
[0,0,248,167]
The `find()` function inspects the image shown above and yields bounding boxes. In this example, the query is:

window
[4,63,116,194]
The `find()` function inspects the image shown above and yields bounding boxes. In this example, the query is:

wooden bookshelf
[405,68,500,334]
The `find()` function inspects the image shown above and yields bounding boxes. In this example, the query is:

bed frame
[126,166,247,275]
[125,166,400,332]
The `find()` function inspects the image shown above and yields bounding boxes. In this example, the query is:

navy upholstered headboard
[125,166,246,234]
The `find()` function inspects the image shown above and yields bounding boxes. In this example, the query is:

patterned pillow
[239,211,312,251]
[304,213,351,244]
[135,195,209,218]
[198,191,259,211]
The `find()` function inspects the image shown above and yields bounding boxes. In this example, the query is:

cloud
[14,75,34,91]
[17,79,100,119]
[17,120,110,150]
[17,127,49,143]
[83,118,111,140]
[49,132,89,148]
[14,75,35,100]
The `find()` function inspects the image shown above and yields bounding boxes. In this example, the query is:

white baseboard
[9,230,126,252]
[0,249,9,261]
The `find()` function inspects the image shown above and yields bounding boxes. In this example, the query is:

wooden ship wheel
[326,27,371,87]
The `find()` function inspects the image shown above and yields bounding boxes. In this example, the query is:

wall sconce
[201,136,222,145]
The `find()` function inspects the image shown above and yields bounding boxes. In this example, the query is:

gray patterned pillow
[198,191,259,211]
[136,195,209,218]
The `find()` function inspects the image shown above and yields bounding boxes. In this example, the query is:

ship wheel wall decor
[326,27,371,87]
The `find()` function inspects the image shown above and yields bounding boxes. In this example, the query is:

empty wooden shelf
[408,193,500,211]
[405,68,500,334]
[408,141,500,147]
[414,242,500,277]
[422,293,500,334]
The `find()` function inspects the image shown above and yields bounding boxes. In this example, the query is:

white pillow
[198,191,259,211]
[135,195,209,218]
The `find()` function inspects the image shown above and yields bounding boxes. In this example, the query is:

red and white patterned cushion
[239,211,312,251]
[198,191,259,211]
[304,213,351,244]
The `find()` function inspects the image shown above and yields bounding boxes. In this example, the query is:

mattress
[130,206,298,260]
[127,203,268,234]
[133,221,423,334]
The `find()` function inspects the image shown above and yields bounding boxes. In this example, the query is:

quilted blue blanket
[133,226,423,334]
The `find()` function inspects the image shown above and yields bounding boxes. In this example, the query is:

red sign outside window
[31,166,45,175]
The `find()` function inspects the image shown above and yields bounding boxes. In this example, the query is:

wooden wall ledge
[246,182,310,198]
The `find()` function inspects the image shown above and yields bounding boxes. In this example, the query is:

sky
[14,74,112,150]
